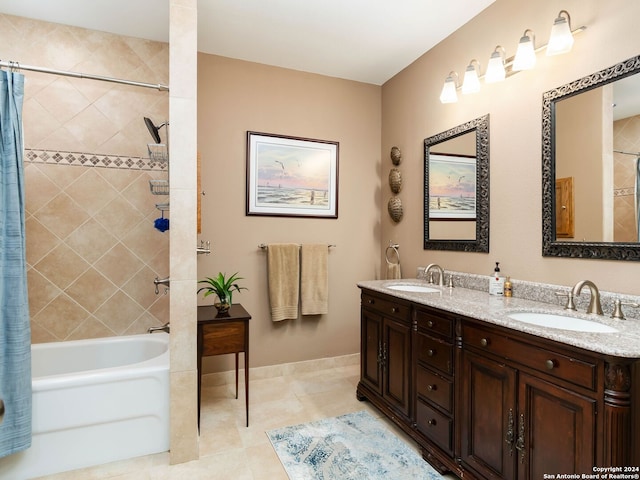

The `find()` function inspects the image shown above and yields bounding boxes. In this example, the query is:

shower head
[144,117,167,144]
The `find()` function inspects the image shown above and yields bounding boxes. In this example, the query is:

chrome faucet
[425,264,445,287]
[154,276,170,295]
[571,280,603,315]
[148,322,170,334]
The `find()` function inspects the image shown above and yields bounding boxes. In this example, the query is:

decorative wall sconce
[439,10,585,103]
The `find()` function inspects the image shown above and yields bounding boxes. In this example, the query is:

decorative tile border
[614,187,635,197]
[25,148,168,171]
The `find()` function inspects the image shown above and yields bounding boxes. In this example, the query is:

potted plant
[197,272,247,314]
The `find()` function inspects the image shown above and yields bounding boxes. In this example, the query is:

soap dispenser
[489,262,505,296]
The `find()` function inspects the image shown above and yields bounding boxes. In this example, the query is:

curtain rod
[0,60,169,92]
[614,150,640,157]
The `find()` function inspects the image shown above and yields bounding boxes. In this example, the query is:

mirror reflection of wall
[553,72,640,244]
[613,116,640,243]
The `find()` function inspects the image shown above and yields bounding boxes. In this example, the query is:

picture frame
[246,132,339,218]
[427,153,476,219]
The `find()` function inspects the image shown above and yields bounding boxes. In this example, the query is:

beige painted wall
[556,88,604,241]
[381,0,640,296]
[197,54,381,372]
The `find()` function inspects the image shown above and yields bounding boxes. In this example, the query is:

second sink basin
[387,285,440,294]
[508,312,618,333]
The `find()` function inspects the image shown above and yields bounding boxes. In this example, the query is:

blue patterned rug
[266,410,445,480]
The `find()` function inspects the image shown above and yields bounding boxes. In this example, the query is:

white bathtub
[0,333,170,479]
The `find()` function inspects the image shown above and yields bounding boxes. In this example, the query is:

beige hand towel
[301,244,329,315]
[386,262,402,279]
[267,243,300,321]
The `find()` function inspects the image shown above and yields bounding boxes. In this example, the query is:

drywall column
[169,0,199,463]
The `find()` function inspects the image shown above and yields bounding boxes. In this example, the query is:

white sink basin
[508,312,618,333]
[387,285,440,293]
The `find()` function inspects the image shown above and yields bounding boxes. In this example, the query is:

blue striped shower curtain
[0,70,31,457]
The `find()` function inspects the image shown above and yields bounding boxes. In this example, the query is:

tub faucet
[571,280,603,315]
[148,322,170,334]
[154,276,170,295]
[425,264,445,287]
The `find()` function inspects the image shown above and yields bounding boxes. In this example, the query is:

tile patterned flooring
[37,360,449,480]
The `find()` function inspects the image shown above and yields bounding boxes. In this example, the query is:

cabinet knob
[428,418,437,426]
[480,338,489,347]
[367,299,374,305]
[427,349,435,357]
[427,320,434,328]
[545,359,556,370]
[391,307,398,313]
[427,384,437,392]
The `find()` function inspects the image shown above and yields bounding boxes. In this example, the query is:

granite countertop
[357,278,640,358]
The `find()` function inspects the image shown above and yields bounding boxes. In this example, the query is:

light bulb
[547,10,574,55]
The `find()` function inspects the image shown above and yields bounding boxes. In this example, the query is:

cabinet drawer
[416,366,453,414]
[362,292,410,322]
[416,333,453,375]
[415,307,454,339]
[416,400,453,455]
[201,322,246,356]
[462,323,597,390]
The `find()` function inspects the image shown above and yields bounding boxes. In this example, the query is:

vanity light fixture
[546,10,574,55]
[439,71,459,103]
[438,10,586,104]
[462,59,481,94]
[512,29,536,71]
[485,46,506,83]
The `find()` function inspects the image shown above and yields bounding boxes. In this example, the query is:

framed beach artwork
[246,132,339,218]
[428,153,476,219]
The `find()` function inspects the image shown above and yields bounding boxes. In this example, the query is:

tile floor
[38,359,451,480]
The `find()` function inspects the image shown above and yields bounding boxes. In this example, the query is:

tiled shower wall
[0,13,171,342]
[613,114,640,242]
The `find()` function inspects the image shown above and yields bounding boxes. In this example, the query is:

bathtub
[0,333,170,479]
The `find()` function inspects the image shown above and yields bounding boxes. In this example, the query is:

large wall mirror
[424,114,490,252]
[542,54,640,261]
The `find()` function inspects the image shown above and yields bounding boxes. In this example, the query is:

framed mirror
[424,114,490,252]
[542,54,640,261]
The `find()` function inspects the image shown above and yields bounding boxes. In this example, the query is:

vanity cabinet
[460,320,597,479]
[357,287,640,480]
[359,290,412,420]
[413,306,456,463]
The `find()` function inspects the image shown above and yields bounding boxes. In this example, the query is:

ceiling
[0,0,495,85]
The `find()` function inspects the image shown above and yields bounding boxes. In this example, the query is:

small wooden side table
[197,304,251,427]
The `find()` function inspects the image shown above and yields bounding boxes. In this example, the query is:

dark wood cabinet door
[517,372,596,480]
[383,317,411,417]
[361,308,383,395]
[460,349,517,480]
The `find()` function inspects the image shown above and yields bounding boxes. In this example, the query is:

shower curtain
[0,69,31,457]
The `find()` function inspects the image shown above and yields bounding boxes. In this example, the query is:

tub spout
[148,322,170,334]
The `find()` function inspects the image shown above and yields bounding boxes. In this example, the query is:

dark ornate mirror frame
[424,114,490,252]
[542,54,640,261]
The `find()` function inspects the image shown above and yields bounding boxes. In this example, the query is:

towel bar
[258,244,335,250]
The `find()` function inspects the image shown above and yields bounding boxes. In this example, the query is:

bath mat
[266,410,444,480]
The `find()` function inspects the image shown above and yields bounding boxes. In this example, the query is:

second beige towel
[267,243,300,321]
[301,244,329,315]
